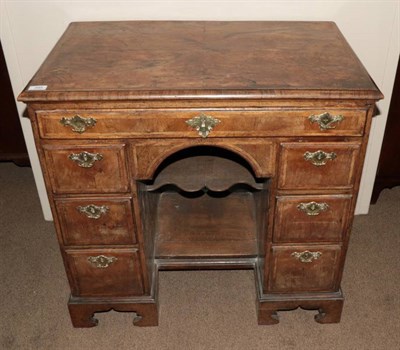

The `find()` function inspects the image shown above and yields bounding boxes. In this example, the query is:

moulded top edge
[18,88,384,103]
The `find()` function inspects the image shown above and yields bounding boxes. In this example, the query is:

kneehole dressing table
[19,21,382,327]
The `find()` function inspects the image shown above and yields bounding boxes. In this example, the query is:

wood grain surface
[19,21,383,327]
[19,21,382,101]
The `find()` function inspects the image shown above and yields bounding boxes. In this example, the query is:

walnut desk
[19,21,383,327]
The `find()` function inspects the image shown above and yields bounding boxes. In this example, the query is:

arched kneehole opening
[137,146,269,265]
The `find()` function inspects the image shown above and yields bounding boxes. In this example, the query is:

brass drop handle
[77,204,109,219]
[308,112,344,130]
[297,202,329,216]
[60,115,97,133]
[186,113,221,138]
[291,251,322,263]
[88,255,117,268]
[68,151,103,168]
[304,150,336,166]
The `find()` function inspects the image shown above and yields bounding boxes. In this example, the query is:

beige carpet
[1,162,399,350]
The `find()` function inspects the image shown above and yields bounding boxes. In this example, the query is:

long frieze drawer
[273,195,352,243]
[65,248,144,297]
[42,143,129,194]
[268,245,341,293]
[36,108,367,139]
[278,142,361,190]
[55,197,137,246]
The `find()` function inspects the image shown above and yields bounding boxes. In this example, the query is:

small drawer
[36,108,367,139]
[273,195,352,243]
[65,248,144,297]
[55,197,137,246]
[43,143,129,194]
[278,142,361,190]
[268,245,341,293]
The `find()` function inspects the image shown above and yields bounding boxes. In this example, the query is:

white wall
[1,1,399,219]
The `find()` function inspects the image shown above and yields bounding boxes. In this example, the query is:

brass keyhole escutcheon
[297,202,329,216]
[60,115,97,133]
[77,204,109,219]
[308,112,344,130]
[88,255,117,268]
[186,114,221,138]
[68,151,103,168]
[304,150,337,166]
[291,251,322,263]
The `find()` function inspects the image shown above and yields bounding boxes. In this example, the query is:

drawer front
[43,143,129,194]
[268,245,341,293]
[65,249,144,297]
[278,142,361,190]
[37,108,367,139]
[273,195,352,243]
[133,139,275,180]
[55,197,137,246]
